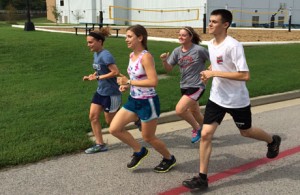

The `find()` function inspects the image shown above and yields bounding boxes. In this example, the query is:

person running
[109,24,176,173]
[182,9,281,190]
[83,28,121,154]
[160,26,209,143]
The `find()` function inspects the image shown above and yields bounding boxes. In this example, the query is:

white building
[47,0,299,27]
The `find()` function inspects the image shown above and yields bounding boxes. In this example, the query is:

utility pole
[203,3,206,34]
[24,0,35,31]
[99,0,103,28]
[288,7,292,32]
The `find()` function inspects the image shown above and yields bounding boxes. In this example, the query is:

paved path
[1,98,300,195]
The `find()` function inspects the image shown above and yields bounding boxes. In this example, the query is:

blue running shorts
[91,92,121,113]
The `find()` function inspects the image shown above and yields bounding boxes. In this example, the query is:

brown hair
[182,26,202,44]
[88,27,111,44]
[211,9,232,29]
[126,24,148,50]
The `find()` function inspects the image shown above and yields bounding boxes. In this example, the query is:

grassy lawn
[0,24,299,169]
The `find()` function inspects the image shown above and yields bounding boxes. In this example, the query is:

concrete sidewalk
[1,97,300,195]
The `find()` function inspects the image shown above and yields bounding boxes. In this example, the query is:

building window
[278,16,285,26]
[252,16,259,27]
[60,0,64,6]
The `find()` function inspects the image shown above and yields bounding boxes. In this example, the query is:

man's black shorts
[204,99,252,130]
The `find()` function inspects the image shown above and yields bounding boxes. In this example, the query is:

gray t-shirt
[167,44,209,88]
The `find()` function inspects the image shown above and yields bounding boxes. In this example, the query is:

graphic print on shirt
[127,50,157,99]
[180,56,193,69]
[216,56,223,65]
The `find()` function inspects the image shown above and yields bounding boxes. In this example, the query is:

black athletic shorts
[203,99,252,130]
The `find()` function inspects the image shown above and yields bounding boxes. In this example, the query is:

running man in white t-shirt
[182,9,282,190]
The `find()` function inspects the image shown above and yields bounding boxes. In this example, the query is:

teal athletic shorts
[123,95,160,122]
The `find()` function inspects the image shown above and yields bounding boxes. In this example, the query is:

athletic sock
[135,147,145,156]
[199,173,207,180]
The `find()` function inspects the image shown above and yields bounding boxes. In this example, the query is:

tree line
[0,0,46,11]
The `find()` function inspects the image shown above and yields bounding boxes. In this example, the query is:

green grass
[0,25,299,169]
[17,17,54,24]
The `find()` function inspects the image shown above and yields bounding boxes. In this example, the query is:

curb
[90,89,300,136]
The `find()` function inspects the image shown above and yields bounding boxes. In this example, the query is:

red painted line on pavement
[159,145,300,195]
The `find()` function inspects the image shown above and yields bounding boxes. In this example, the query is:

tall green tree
[0,0,11,9]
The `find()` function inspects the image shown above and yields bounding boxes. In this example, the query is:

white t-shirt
[208,36,250,108]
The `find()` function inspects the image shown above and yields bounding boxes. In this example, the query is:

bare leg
[199,123,218,174]
[109,108,142,152]
[141,119,172,159]
[239,127,273,143]
[103,111,117,125]
[189,101,204,128]
[89,103,104,145]
[176,96,201,130]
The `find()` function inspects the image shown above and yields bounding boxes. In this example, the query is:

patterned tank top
[127,50,157,99]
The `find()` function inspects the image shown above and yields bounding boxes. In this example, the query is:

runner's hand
[117,73,129,85]
[160,52,169,62]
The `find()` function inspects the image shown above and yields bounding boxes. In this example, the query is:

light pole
[99,0,103,27]
[24,0,35,31]
[203,3,206,34]
[288,7,292,32]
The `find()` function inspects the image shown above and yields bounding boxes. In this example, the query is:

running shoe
[85,144,108,154]
[134,119,142,131]
[154,155,176,173]
[267,135,281,158]
[127,147,149,169]
[182,176,208,189]
[191,127,202,143]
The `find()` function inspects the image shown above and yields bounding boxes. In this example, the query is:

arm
[83,72,96,81]
[83,64,120,81]
[160,52,173,72]
[201,70,250,82]
[97,64,120,80]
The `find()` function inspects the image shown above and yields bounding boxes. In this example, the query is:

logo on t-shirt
[180,56,193,68]
[216,56,223,64]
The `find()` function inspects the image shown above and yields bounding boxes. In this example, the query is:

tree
[5,2,17,24]
[0,0,10,10]
[72,10,84,24]
[51,6,61,24]
[1,0,46,11]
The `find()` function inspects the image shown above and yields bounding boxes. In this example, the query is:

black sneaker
[182,176,208,189]
[134,119,142,131]
[154,155,176,173]
[127,147,149,169]
[267,135,281,158]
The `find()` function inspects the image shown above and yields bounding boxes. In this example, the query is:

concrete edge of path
[12,25,300,46]
[90,89,300,136]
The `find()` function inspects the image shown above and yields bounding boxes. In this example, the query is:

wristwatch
[96,76,99,80]
[126,80,131,85]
